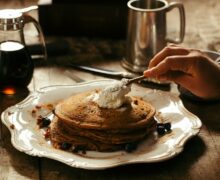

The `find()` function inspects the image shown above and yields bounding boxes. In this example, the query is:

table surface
[0,0,220,180]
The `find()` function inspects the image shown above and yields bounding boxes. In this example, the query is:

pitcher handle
[166,2,185,44]
[23,14,47,60]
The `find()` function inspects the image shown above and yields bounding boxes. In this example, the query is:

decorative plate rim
[1,79,202,169]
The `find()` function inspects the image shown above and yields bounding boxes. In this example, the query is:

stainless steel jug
[122,0,185,73]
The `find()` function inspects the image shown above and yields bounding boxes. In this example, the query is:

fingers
[146,67,195,93]
[144,68,194,93]
[144,45,220,99]
[157,71,191,84]
[144,55,192,78]
[148,45,190,69]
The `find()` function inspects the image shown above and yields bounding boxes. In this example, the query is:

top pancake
[54,90,155,130]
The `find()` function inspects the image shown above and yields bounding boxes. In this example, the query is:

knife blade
[69,63,169,85]
[69,63,137,79]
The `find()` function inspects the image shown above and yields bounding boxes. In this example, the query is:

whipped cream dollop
[89,79,132,109]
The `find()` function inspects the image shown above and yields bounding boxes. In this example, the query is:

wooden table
[0,0,220,179]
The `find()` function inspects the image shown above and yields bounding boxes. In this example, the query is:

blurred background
[1,0,220,64]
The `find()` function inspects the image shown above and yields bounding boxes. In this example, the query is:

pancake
[49,90,156,152]
[50,116,156,152]
[51,116,156,144]
[54,90,156,130]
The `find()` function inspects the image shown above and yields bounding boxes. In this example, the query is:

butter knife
[69,63,169,85]
[69,63,137,79]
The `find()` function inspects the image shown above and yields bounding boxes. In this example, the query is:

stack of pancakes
[49,90,156,152]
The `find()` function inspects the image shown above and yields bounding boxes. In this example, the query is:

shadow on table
[180,96,220,132]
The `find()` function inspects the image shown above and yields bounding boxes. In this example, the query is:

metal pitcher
[122,0,185,73]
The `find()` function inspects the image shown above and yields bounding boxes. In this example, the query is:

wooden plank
[0,143,40,180]
[31,66,84,90]
[39,157,173,180]
[175,99,220,180]
[0,91,40,179]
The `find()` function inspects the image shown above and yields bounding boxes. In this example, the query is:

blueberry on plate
[61,142,72,150]
[157,126,166,135]
[125,143,137,152]
[41,117,51,127]
[164,122,171,131]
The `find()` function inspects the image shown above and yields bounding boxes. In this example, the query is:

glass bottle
[0,7,46,87]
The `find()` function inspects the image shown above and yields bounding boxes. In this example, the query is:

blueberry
[72,145,86,153]
[164,122,171,131]
[72,146,79,153]
[40,117,51,128]
[125,143,137,152]
[157,126,166,135]
[61,142,72,150]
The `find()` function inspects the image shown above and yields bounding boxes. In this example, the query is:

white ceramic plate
[1,80,202,169]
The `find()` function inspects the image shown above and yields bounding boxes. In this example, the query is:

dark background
[39,0,128,38]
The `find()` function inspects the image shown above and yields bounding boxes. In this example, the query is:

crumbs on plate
[10,124,15,129]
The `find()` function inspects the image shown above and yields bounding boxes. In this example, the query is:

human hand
[144,45,220,100]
